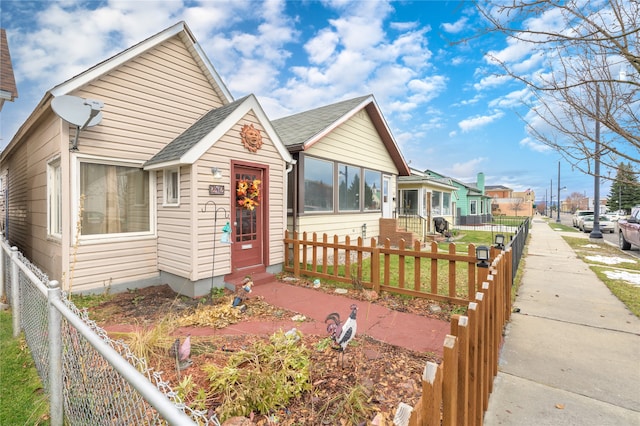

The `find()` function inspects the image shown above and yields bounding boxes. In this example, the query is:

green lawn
[0,310,50,425]
[301,229,502,300]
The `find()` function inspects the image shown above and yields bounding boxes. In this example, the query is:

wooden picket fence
[402,248,512,426]
[283,231,513,425]
[283,231,486,305]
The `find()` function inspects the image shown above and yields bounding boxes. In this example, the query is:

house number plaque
[209,185,225,195]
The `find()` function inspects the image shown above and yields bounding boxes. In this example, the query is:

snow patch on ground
[585,255,637,265]
[582,244,601,249]
[603,270,640,286]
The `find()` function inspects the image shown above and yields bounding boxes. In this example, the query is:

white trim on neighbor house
[71,153,157,244]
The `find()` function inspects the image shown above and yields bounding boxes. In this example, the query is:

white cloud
[488,88,531,108]
[441,17,468,34]
[305,28,339,64]
[449,157,488,180]
[519,137,550,153]
[458,111,504,132]
[473,73,510,91]
[390,21,420,31]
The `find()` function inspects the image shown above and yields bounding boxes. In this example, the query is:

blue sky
[0,0,606,203]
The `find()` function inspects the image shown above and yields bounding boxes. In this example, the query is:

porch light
[211,167,223,180]
[476,245,490,268]
[495,234,505,249]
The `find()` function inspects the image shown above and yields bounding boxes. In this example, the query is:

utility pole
[556,161,561,222]
[590,88,603,240]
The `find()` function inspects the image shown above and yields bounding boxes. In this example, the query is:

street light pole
[550,179,553,218]
[590,88,603,240]
[556,161,561,222]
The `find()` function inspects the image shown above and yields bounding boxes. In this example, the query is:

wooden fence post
[466,302,479,426]
[302,231,308,269]
[454,315,470,426]
[431,241,438,294]
[372,246,380,293]
[474,291,485,425]
[312,232,318,272]
[293,233,300,277]
[442,335,459,426]
[480,280,493,401]
[422,361,443,426]
[414,240,422,292]
[467,245,476,299]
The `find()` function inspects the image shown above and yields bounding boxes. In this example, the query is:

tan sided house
[272,96,411,241]
[0,22,293,297]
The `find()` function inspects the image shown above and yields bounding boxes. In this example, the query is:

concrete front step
[224,267,274,288]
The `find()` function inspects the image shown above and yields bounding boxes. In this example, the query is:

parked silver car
[573,210,594,227]
[581,215,615,233]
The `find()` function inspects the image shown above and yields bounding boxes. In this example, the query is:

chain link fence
[0,241,219,425]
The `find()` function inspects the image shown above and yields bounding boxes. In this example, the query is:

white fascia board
[144,160,182,171]
[191,40,234,104]
[181,95,292,164]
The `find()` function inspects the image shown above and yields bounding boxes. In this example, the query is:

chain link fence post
[48,280,64,426]
[10,246,19,337]
[0,244,4,300]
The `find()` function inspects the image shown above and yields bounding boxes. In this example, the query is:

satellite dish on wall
[51,95,104,151]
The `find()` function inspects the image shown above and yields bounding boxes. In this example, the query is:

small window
[48,159,62,237]
[432,191,442,216]
[470,200,478,215]
[164,168,180,205]
[443,193,451,215]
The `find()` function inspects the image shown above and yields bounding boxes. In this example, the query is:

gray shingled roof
[145,96,249,167]
[271,95,371,147]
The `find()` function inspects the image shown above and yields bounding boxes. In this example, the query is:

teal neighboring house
[425,170,492,225]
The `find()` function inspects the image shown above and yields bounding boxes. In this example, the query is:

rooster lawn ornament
[325,304,358,368]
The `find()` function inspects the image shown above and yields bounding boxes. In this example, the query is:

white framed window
[470,200,478,215]
[78,159,151,237]
[443,192,451,215]
[432,191,442,216]
[47,159,62,238]
[164,168,180,206]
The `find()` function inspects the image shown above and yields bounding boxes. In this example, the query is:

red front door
[232,165,265,269]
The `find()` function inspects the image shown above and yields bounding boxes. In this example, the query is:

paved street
[551,212,640,258]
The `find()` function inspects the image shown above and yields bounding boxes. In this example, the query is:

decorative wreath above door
[236,179,261,210]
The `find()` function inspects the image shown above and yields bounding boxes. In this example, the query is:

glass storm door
[382,176,392,218]
[232,166,264,269]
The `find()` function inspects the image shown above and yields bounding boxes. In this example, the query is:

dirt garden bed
[83,280,448,425]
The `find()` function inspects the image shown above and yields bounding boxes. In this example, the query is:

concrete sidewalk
[484,218,640,425]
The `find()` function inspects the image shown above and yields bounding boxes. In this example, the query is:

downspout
[286,159,297,233]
